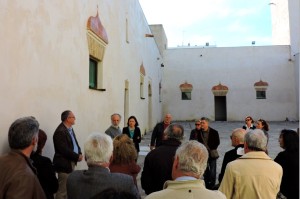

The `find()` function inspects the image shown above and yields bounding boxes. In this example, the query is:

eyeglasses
[245,119,251,121]
[195,123,201,126]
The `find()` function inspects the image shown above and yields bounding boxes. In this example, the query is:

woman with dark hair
[31,129,58,199]
[274,129,299,199]
[109,134,141,187]
[256,119,270,146]
[122,116,141,153]
[242,116,256,132]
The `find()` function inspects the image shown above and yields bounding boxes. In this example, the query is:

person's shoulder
[209,127,218,133]
[110,172,134,182]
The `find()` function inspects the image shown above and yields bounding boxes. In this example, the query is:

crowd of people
[0,112,298,199]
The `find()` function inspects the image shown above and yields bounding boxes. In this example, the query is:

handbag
[210,149,219,159]
[200,131,219,159]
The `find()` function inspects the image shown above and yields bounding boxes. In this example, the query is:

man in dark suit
[141,123,184,195]
[150,113,172,150]
[190,117,220,190]
[67,133,140,199]
[53,110,83,199]
[218,128,246,184]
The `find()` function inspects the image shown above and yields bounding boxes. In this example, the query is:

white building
[0,0,298,167]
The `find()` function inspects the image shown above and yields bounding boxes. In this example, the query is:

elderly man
[67,133,139,199]
[218,128,246,184]
[219,129,283,199]
[53,110,82,199]
[150,113,172,150]
[0,117,46,199]
[142,123,184,195]
[105,113,122,138]
[145,141,226,199]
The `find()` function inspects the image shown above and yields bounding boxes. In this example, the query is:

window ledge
[89,87,106,91]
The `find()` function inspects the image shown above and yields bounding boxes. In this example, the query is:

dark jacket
[189,127,220,154]
[53,123,81,173]
[141,139,181,195]
[242,125,256,131]
[67,166,140,199]
[122,126,142,152]
[274,150,299,199]
[31,152,59,199]
[0,150,46,199]
[218,144,244,183]
[150,122,169,147]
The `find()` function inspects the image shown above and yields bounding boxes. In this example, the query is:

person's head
[200,117,209,131]
[163,113,172,125]
[84,133,113,167]
[256,119,269,131]
[194,120,201,130]
[111,134,137,164]
[231,128,246,147]
[245,116,254,125]
[163,123,184,141]
[244,129,267,153]
[8,116,39,155]
[36,129,47,154]
[111,113,121,127]
[127,116,139,128]
[90,188,137,199]
[279,129,299,152]
[61,110,76,127]
[172,140,208,179]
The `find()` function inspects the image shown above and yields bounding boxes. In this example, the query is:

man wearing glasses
[190,117,220,190]
[53,110,83,199]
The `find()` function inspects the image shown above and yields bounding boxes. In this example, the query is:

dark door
[215,96,227,121]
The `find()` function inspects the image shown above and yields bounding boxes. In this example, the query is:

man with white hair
[66,133,139,199]
[219,129,283,199]
[218,128,246,184]
[145,141,226,199]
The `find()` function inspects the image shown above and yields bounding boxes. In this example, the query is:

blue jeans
[204,158,217,189]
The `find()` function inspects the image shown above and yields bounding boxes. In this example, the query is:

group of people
[0,113,298,199]
[142,114,299,199]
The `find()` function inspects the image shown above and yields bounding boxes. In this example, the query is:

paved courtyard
[136,121,299,198]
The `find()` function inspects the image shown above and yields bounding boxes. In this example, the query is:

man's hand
[78,154,83,162]
[150,145,155,150]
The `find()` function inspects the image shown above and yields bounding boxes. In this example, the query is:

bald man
[218,128,246,184]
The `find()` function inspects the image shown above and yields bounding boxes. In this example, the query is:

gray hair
[84,133,113,166]
[111,113,121,119]
[175,140,208,178]
[245,129,267,151]
[8,116,39,150]
[164,123,184,141]
[232,128,246,143]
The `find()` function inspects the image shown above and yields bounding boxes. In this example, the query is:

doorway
[214,96,227,121]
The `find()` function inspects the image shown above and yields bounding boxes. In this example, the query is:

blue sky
[139,0,272,47]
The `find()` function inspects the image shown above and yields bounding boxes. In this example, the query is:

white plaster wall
[271,0,291,45]
[0,0,163,169]
[163,45,298,121]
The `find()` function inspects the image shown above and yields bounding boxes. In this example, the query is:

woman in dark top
[31,129,58,199]
[274,129,299,199]
[122,116,141,153]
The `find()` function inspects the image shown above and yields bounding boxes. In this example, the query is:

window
[89,58,97,89]
[256,91,266,99]
[140,74,145,99]
[182,92,191,100]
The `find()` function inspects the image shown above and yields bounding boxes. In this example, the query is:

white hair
[245,129,267,151]
[175,140,208,178]
[84,133,113,166]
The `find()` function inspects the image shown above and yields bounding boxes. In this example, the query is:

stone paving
[136,121,299,198]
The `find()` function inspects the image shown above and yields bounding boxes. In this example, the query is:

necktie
[68,128,79,154]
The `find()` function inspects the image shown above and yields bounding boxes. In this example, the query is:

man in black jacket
[141,123,184,195]
[190,117,220,189]
[150,113,172,150]
[218,128,246,184]
[53,110,83,199]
